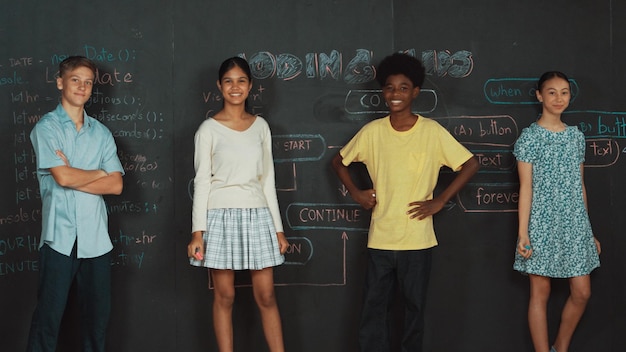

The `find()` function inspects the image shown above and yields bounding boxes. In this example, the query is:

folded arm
[50,150,123,195]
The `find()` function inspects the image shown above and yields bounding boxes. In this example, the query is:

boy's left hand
[407,199,445,220]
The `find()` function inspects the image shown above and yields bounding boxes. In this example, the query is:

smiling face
[382,73,420,114]
[217,65,252,106]
[536,76,571,117]
[56,66,94,108]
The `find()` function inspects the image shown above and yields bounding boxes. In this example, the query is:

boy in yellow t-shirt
[331,52,479,352]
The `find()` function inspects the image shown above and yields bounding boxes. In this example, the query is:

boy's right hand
[353,189,377,210]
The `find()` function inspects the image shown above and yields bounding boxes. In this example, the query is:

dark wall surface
[1,1,624,351]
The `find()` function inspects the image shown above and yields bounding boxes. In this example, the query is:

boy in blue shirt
[27,56,124,352]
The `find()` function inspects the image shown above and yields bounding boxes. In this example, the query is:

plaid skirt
[189,208,285,270]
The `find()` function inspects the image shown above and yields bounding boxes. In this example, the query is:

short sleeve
[435,123,474,171]
[30,120,66,170]
[339,126,368,166]
[100,129,124,175]
[513,127,536,164]
[575,128,586,164]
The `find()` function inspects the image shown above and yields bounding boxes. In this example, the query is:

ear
[56,76,63,91]
[535,90,543,102]
[412,86,421,98]
[216,79,222,91]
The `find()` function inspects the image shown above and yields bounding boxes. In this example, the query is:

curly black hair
[375,52,425,88]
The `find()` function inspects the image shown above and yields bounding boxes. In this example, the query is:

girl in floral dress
[514,71,601,352]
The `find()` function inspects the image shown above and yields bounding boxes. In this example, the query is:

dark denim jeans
[359,248,432,352]
[26,243,111,352]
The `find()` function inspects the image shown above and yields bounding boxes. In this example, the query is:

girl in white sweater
[187,56,289,352]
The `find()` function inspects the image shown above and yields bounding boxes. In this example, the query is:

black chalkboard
[1,1,625,351]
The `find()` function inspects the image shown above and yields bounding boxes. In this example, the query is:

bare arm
[581,164,601,255]
[74,172,123,195]
[50,150,123,195]
[331,152,376,210]
[516,160,533,258]
[407,156,480,219]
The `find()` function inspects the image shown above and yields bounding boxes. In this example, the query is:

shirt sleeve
[191,121,213,233]
[436,123,474,171]
[339,126,368,166]
[30,120,66,171]
[576,128,586,164]
[513,127,535,164]
[100,129,124,175]
[260,122,284,232]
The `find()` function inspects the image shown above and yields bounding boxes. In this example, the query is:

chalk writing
[473,150,516,172]
[0,234,39,256]
[566,111,626,139]
[419,49,474,78]
[272,134,327,162]
[585,139,620,167]
[0,207,41,225]
[286,203,369,231]
[344,89,438,116]
[0,260,39,276]
[436,115,518,147]
[50,45,137,64]
[283,237,313,265]
[241,48,474,83]
[484,78,579,105]
[457,183,519,212]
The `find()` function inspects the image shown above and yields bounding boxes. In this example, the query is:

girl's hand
[594,236,602,255]
[187,231,204,260]
[277,232,289,254]
[517,236,533,259]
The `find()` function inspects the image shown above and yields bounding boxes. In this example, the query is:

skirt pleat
[189,208,284,270]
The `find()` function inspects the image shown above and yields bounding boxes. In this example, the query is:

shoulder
[254,115,268,125]
[566,125,584,137]
[85,115,111,133]
[418,116,447,131]
[32,110,64,135]
[196,117,218,134]
[518,122,540,138]
[252,115,271,130]
[358,115,389,133]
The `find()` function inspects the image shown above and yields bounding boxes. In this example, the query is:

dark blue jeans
[26,243,111,352]
[359,248,432,352]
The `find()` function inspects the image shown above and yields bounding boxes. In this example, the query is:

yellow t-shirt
[340,115,473,250]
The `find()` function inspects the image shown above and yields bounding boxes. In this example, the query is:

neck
[389,112,418,131]
[222,105,248,119]
[538,111,562,126]
[61,102,85,130]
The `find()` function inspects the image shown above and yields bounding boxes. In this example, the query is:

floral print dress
[513,122,600,278]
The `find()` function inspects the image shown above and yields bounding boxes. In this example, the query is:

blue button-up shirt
[30,104,124,258]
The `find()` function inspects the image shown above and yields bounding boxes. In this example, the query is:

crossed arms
[50,150,123,195]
